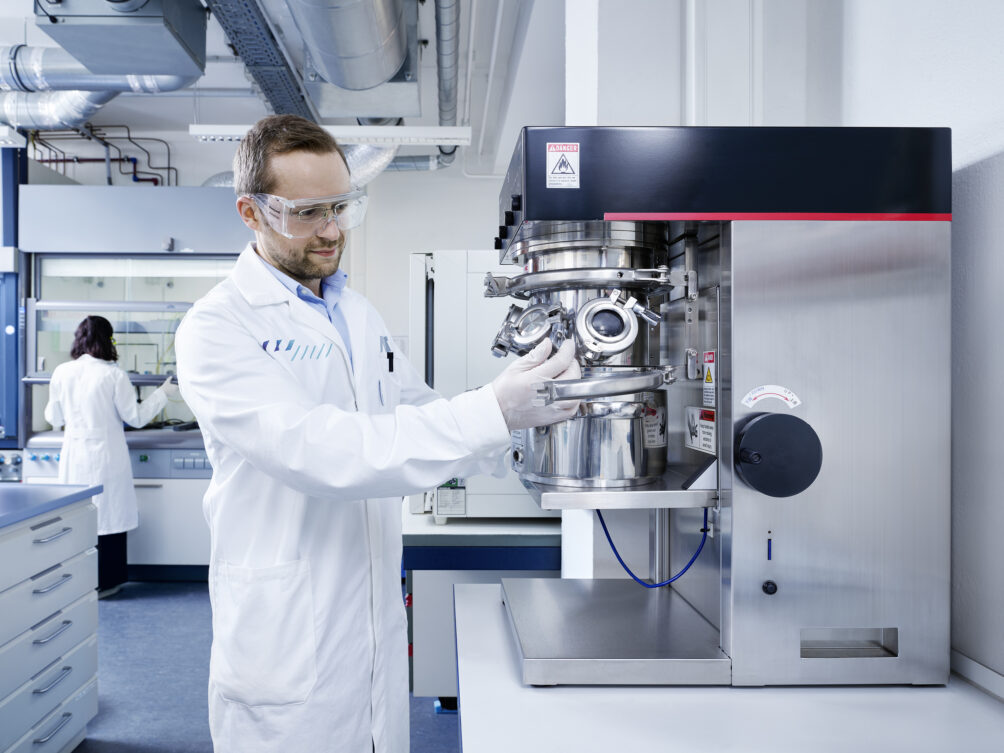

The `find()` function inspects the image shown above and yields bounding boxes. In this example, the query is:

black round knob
[494,237,503,250]
[734,412,822,497]
[504,210,515,226]
[762,580,778,595]
[498,225,508,239]
[511,194,522,211]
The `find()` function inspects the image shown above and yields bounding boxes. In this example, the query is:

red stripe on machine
[602,212,952,221]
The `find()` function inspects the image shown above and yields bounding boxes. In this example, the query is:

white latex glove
[159,376,181,399]
[490,339,581,431]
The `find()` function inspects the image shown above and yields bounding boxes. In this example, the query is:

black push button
[734,412,822,497]
[762,580,778,595]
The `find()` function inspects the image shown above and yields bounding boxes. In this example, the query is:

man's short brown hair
[233,114,348,196]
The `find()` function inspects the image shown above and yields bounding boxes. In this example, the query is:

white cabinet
[0,497,98,753]
[128,478,210,565]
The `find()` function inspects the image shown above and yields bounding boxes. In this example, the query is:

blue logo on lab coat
[261,339,334,361]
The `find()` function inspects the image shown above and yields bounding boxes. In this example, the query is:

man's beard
[290,236,345,279]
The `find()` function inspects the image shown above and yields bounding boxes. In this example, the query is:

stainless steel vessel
[487,221,676,487]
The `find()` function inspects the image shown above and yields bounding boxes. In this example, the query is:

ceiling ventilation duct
[0,45,198,130]
[33,0,207,78]
[284,0,408,91]
[208,0,459,180]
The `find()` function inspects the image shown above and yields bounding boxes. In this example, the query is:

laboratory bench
[402,505,561,700]
[0,483,102,753]
[25,430,211,580]
[453,583,1004,753]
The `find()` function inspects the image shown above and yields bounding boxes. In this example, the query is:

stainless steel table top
[0,484,102,529]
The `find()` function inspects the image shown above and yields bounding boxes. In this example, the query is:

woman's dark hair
[70,316,118,362]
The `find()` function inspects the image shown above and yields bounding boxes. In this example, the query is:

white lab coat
[44,354,168,535]
[174,245,510,753]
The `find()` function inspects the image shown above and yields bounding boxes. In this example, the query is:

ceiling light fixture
[189,124,472,146]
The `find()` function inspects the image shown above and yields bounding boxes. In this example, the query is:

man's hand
[490,339,581,431]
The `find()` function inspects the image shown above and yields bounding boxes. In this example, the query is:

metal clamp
[533,367,675,405]
[483,272,512,297]
[491,303,568,357]
[607,290,661,326]
[484,267,685,299]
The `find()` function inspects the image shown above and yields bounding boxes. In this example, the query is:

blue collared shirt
[255,250,354,368]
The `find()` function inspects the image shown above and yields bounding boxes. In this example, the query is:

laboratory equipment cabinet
[0,485,100,753]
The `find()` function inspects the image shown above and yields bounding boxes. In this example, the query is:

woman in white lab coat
[44,315,176,596]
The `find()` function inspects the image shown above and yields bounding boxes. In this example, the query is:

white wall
[837,0,1004,686]
[352,169,502,347]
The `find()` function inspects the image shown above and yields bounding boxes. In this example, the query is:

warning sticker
[546,142,580,189]
[703,351,716,408]
[685,407,717,456]
[642,403,667,448]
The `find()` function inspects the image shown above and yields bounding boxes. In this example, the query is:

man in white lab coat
[174,114,578,753]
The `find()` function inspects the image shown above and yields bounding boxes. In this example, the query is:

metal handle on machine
[33,666,73,695]
[32,573,72,595]
[34,620,73,645]
[33,713,72,744]
[533,368,675,405]
[607,290,661,326]
[33,527,72,544]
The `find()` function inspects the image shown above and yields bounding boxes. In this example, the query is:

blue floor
[75,581,459,752]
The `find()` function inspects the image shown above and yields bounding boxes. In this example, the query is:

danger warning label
[546,142,579,189]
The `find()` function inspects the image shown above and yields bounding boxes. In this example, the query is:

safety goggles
[249,189,368,238]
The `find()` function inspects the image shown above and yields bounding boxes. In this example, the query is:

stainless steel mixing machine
[487,126,952,688]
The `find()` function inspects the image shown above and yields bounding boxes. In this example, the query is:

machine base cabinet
[0,498,98,752]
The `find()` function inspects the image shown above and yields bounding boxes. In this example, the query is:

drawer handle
[34,620,73,646]
[32,573,72,595]
[134,483,164,489]
[33,666,72,695]
[33,712,72,744]
[33,527,72,544]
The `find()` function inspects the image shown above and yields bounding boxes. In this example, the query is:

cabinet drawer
[0,592,97,701]
[0,635,97,752]
[3,678,97,753]
[0,549,96,649]
[0,503,96,594]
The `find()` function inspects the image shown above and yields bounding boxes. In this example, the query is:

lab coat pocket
[377,372,402,412]
[212,559,318,707]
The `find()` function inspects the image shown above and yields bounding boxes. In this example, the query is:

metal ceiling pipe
[1,90,118,130]
[0,45,197,94]
[0,44,198,130]
[285,0,408,91]
[430,0,459,168]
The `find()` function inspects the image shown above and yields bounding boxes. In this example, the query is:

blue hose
[595,508,709,588]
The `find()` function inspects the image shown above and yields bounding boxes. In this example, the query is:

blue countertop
[0,484,103,529]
